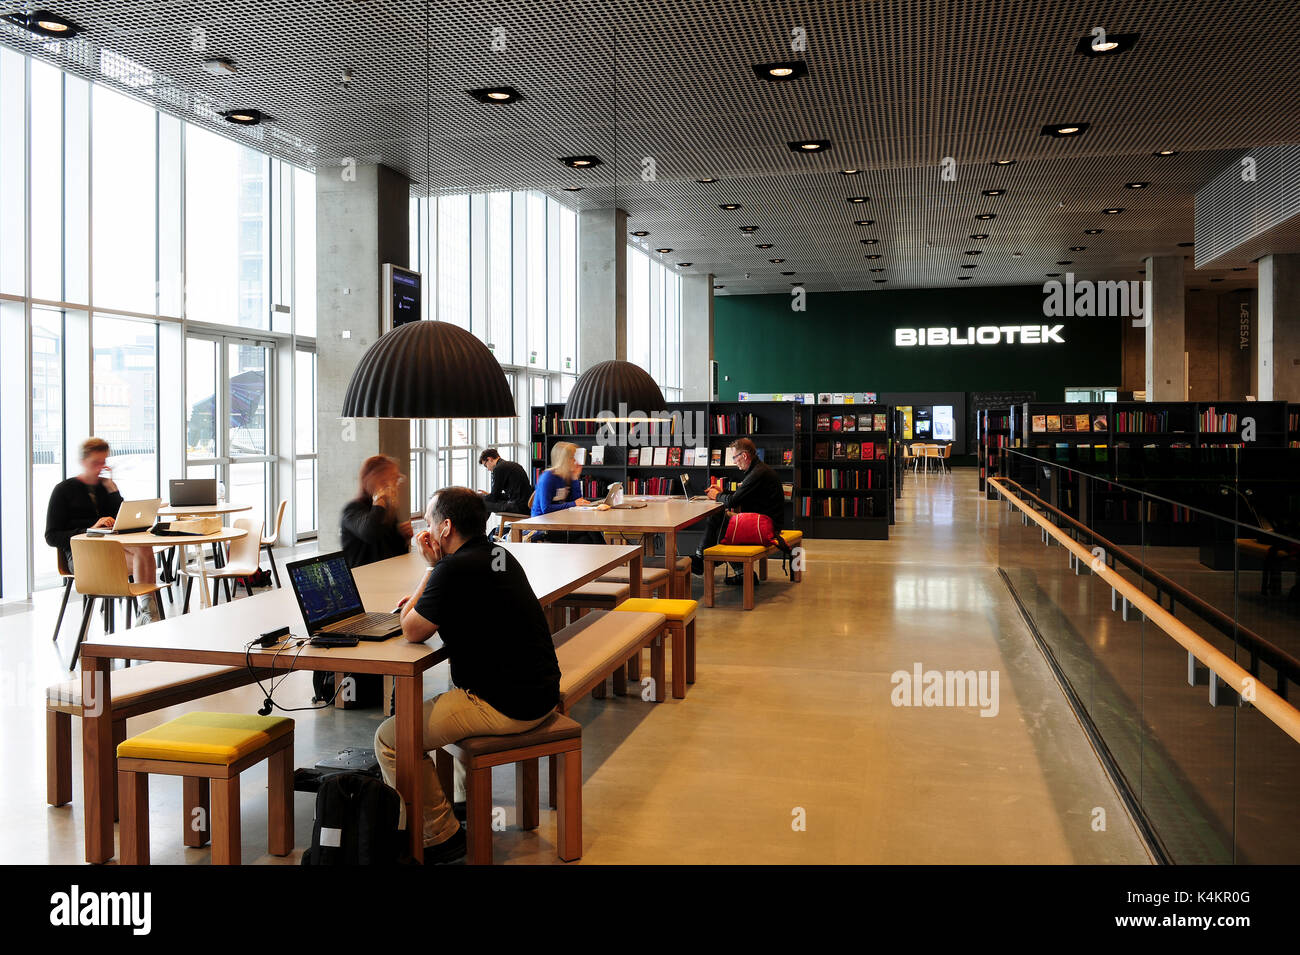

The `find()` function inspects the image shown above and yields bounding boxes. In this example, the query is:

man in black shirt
[478,448,533,515]
[692,438,785,584]
[373,486,560,864]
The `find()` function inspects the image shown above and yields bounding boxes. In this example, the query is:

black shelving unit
[797,404,894,540]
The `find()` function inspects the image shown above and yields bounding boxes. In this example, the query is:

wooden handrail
[990,477,1300,747]
[996,477,1300,684]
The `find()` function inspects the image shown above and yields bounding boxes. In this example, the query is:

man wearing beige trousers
[374,486,561,864]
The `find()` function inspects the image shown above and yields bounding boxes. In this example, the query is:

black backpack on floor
[301,771,403,865]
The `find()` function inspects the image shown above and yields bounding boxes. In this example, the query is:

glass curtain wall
[0,46,318,595]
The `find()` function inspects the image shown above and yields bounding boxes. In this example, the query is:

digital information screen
[383,264,422,330]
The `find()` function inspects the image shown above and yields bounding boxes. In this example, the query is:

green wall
[712,285,1122,400]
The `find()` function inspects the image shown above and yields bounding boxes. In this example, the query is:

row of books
[799,496,877,518]
[625,476,678,495]
[1289,410,1300,433]
[811,468,877,490]
[1115,411,1177,433]
[1031,413,1109,433]
[812,441,888,460]
[815,413,889,433]
[536,414,602,435]
[1199,406,1241,433]
[713,413,762,434]
[986,412,1011,431]
[530,441,545,461]
[627,446,699,467]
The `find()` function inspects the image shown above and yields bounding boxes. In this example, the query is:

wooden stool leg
[556,748,582,862]
[626,648,642,681]
[651,633,666,703]
[268,742,293,856]
[548,754,558,811]
[612,661,628,696]
[183,777,211,848]
[112,719,127,822]
[211,775,241,865]
[516,759,540,831]
[466,765,493,865]
[759,558,768,580]
[686,618,697,685]
[743,563,755,610]
[119,770,150,865]
[704,560,716,607]
[592,677,607,700]
[671,621,687,699]
[47,710,72,807]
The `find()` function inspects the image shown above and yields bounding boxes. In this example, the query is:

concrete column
[577,208,627,370]
[1257,253,1300,400]
[1144,255,1186,400]
[316,163,412,550]
[681,273,714,399]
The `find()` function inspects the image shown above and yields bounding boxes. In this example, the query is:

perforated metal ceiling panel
[4,0,1298,293]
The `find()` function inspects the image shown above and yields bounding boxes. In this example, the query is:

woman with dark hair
[339,454,413,568]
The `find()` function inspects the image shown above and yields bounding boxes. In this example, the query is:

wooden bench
[46,662,268,812]
[702,529,804,610]
[644,555,693,599]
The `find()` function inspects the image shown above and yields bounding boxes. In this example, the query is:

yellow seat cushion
[703,545,768,559]
[614,597,698,621]
[117,711,293,766]
[780,530,803,545]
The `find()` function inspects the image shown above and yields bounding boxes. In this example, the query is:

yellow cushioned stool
[614,598,699,700]
[116,711,294,865]
[701,544,768,611]
[759,530,805,583]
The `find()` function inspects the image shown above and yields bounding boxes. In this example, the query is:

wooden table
[80,540,644,864]
[73,527,247,611]
[509,499,721,594]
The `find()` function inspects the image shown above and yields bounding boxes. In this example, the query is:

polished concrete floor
[3,469,1151,864]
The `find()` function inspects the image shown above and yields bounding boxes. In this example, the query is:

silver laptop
[679,474,712,501]
[85,498,161,535]
[594,482,647,509]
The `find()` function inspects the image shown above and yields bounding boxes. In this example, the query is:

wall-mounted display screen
[933,406,954,441]
[382,264,422,331]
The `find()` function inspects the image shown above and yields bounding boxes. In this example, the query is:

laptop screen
[287,554,364,630]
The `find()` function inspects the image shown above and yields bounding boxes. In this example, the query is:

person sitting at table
[340,454,413,569]
[530,441,603,543]
[373,486,561,863]
[44,436,162,624]
[477,448,532,516]
[691,437,784,585]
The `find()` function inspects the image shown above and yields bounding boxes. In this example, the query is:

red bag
[721,512,778,547]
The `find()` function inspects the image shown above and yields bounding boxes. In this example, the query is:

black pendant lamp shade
[563,360,668,421]
[342,320,515,418]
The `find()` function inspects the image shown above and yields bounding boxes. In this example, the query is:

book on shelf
[832,441,846,459]
[683,448,695,467]
[816,414,831,432]
[1046,415,1061,432]
[1074,414,1090,431]
[814,442,829,460]
[831,415,844,432]
[712,412,760,435]
[653,446,669,466]
[1092,414,1108,431]
[782,482,794,501]
[1063,416,1076,432]
[873,413,888,431]
[846,442,860,460]
[782,448,794,465]
[755,447,766,462]
[628,448,640,466]
[875,443,886,458]
[710,448,722,466]
[857,414,871,430]
[843,415,856,432]
[724,446,737,466]
[574,446,587,465]
[862,442,874,461]
[1032,415,1047,433]
[667,447,682,467]
[589,444,605,465]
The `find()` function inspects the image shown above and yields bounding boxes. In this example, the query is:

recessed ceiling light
[840,168,861,175]
[3,10,82,38]
[865,254,882,260]
[222,109,266,125]
[1046,272,1061,277]
[1011,252,1023,257]
[1084,228,1104,234]
[846,196,870,203]
[1102,207,1124,214]
[869,268,885,272]
[677,263,693,267]
[1232,267,1247,271]
[970,233,989,240]
[1041,123,1090,138]
[781,271,796,276]
[559,155,602,168]
[1153,149,1178,157]
[754,61,808,81]
[963,250,982,256]
[981,189,1005,196]
[1069,246,1086,252]
[790,282,804,287]
[989,159,1017,166]
[960,264,978,269]
[769,258,785,263]
[1177,241,1195,247]
[562,186,583,192]
[696,178,717,183]
[1125,181,1149,189]
[713,285,725,289]
[1056,260,1073,265]
[654,248,672,253]
[975,214,996,221]
[468,86,523,104]
[853,220,875,226]
[1075,32,1140,56]
[958,276,972,281]
[739,225,759,233]
[202,57,238,76]
[873,279,887,284]
[630,230,649,236]
[789,140,831,152]
[719,203,742,210]
[860,239,879,245]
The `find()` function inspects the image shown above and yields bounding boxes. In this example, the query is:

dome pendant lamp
[341,320,515,418]
[563,360,669,422]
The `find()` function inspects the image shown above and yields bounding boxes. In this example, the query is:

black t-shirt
[45,477,123,556]
[340,499,410,569]
[413,535,561,721]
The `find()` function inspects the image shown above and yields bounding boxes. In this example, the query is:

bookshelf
[708,401,799,529]
[978,406,1022,499]
[1289,404,1300,448]
[797,404,895,540]
[624,401,710,496]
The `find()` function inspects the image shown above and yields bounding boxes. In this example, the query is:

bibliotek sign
[894,325,1065,347]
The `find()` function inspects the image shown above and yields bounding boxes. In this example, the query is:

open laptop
[168,478,218,508]
[678,474,713,502]
[285,552,401,640]
[590,482,647,509]
[84,499,161,536]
